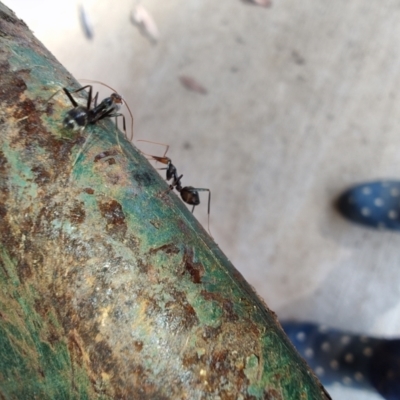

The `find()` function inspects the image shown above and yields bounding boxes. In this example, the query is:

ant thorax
[166,162,177,181]
[91,94,122,117]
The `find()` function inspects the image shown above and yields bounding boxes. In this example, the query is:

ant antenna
[79,78,134,141]
[137,139,170,158]
[45,88,63,104]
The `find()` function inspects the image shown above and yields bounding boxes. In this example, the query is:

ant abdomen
[63,106,88,131]
[180,187,200,207]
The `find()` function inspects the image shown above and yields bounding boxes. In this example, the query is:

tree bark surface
[0,3,330,399]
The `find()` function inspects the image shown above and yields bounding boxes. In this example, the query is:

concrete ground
[8,0,400,399]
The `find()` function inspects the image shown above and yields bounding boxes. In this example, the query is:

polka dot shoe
[336,180,400,230]
[282,321,400,400]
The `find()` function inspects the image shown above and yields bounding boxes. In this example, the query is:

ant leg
[158,183,173,199]
[86,85,93,109]
[113,115,121,151]
[92,110,126,151]
[98,112,126,152]
[46,85,92,110]
[160,174,182,197]
[64,85,93,109]
[60,85,93,112]
[104,106,132,142]
[111,113,127,152]
[113,114,128,142]
[71,117,92,169]
[71,129,95,168]
[95,111,125,132]
[121,114,126,135]
[195,188,212,236]
[129,116,134,142]
[92,91,99,108]
[62,88,78,108]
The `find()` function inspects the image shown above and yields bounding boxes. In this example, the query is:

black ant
[63,85,125,133]
[76,79,134,142]
[138,140,211,235]
[49,80,134,165]
[62,81,133,140]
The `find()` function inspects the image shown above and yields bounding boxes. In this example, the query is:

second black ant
[139,140,212,235]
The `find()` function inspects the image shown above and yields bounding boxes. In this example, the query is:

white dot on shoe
[361,207,371,217]
[321,341,330,352]
[341,335,351,345]
[354,372,363,381]
[363,347,373,357]
[296,331,306,342]
[330,360,339,370]
[343,376,352,385]
[374,198,384,207]
[345,353,354,363]
[362,186,372,195]
[304,348,314,358]
[388,210,398,219]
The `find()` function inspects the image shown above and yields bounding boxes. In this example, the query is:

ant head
[110,93,124,105]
